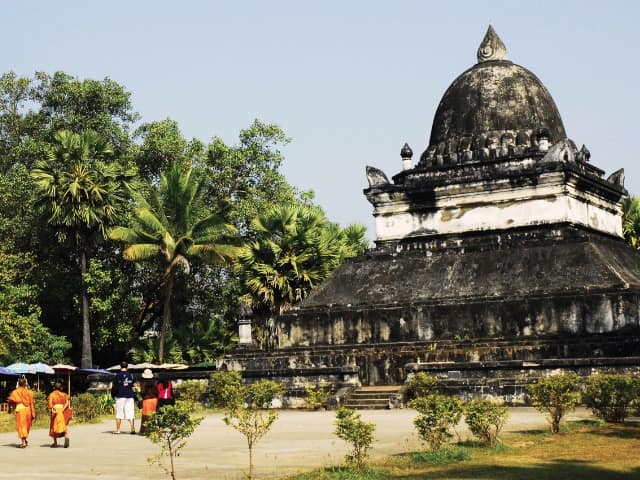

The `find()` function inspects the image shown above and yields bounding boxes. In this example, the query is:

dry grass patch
[288,421,640,480]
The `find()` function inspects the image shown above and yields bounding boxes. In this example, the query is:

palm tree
[31,129,136,367]
[109,164,238,361]
[622,196,640,250]
[235,204,367,347]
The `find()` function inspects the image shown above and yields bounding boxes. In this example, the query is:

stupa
[221,27,640,402]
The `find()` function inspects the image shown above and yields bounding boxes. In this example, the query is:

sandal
[112,431,120,435]
[64,438,69,448]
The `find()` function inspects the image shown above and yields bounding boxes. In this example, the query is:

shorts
[115,397,135,420]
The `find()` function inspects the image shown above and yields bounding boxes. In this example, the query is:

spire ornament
[477,25,508,63]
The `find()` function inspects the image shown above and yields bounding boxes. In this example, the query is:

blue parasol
[5,362,35,374]
[30,362,55,374]
[0,366,19,377]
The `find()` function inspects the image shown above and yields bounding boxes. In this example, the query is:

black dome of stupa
[420,26,566,165]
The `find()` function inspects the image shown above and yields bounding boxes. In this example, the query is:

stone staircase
[343,385,402,409]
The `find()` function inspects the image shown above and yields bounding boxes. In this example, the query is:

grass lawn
[288,420,640,480]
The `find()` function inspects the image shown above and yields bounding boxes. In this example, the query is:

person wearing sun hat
[138,368,158,435]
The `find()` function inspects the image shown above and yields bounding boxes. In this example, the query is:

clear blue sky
[5,1,640,239]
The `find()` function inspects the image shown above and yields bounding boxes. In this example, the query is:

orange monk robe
[141,397,158,416]
[47,390,70,438]
[7,387,35,439]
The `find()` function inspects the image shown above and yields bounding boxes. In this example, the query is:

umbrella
[77,368,115,375]
[6,363,35,374]
[0,366,19,377]
[52,364,78,394]
[28,362,55,391]
[30,362,55,374]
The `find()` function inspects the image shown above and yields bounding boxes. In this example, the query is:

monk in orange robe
[47,381,71,448]
[7,377,36,448]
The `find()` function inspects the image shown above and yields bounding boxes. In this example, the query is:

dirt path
[0,407,593,479]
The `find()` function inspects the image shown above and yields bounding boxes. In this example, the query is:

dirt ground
[0,407,593,480]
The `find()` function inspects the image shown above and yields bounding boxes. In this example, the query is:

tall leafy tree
[31,129,137,367]
[235,204,367,347]
[109,164,239,361]
[0,250,71,364]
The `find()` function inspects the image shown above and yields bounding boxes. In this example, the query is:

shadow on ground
[394,460,640,480]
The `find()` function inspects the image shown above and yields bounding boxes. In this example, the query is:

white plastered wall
[373,172,623,241]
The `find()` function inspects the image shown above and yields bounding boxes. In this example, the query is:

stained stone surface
[220,27,640,397]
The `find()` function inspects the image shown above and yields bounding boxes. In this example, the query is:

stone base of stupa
[219,224,640,401]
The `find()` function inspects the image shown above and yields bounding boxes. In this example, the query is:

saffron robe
[7,387,35,439]
[47,390,70,438]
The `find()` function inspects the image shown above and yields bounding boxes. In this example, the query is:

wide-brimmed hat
[141,368,154,379]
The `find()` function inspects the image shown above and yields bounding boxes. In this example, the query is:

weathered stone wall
[220,333,640,387]
[279,293,640,347]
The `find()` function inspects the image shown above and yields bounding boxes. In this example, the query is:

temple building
[221,27,640,403]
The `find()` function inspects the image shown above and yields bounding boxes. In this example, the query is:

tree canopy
[0,69,367,366]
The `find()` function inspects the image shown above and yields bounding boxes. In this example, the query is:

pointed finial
[400,143,413,159]
[477,25,508,63]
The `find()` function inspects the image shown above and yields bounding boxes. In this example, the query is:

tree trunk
[80,249,92,368]
[158,273,174,362]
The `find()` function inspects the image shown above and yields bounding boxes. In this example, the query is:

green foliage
[145,404,203,480]
[527,372,581,434]
[235,204,367,348]
[175,380,207,411]
[406,372,438,399]
[222,380,281,480]
[334,407,376,471]
[288,466,389,480]
[0,251,70,364]
[304,382,332,410]
[208,371,244,409]
[33,391,49,418]
[71,392,101,423]
[410,394,463,450]
[31,128,137,367]
[134,118,204,180]
[204,119,300,231]
[95,392,115,415]
[249,380,283,409]
[622,196,640,250]
[109,163,238,361]
[410,445,471,465]
[464,399,509,446]
[582,374,640,423]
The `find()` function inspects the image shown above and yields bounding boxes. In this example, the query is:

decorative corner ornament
[477,25,508,63]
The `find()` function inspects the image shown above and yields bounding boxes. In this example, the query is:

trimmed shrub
[406,372,437,399]
[334,407,376,471]
[208,371,244,409]
[527,372,581,434]
[410,394,463,450]
[176,380,207,411]
[71,392,100,423]
[464,399,509,446]
[305,382,332,410]
[249,379,283,408]
[583,374,640,423]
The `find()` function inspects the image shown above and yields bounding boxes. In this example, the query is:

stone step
[350,392,399,399]
[342,386,402,410]
[343,403,389,410]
